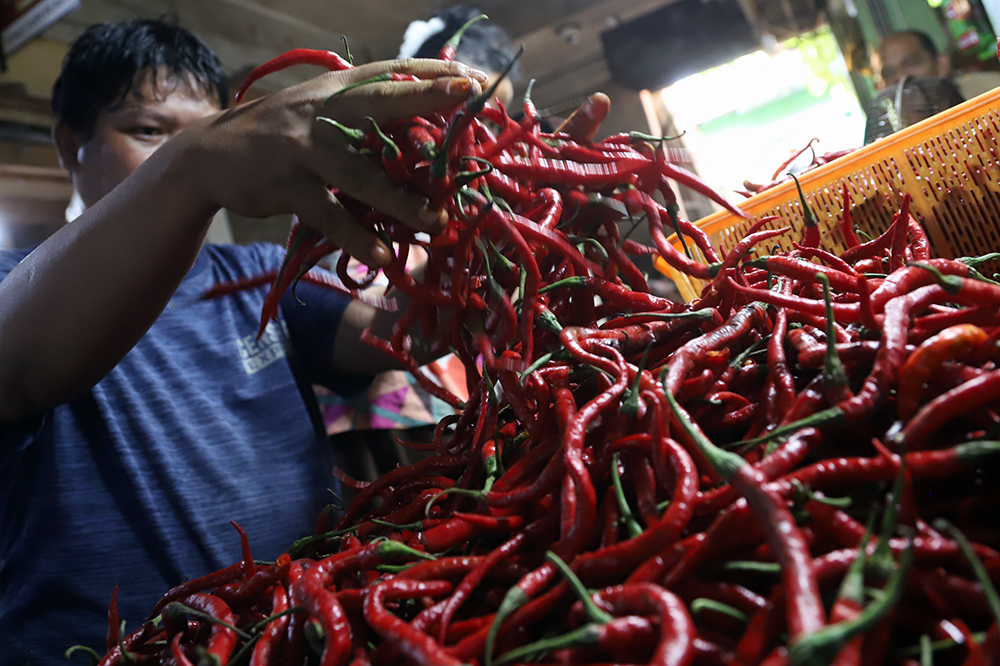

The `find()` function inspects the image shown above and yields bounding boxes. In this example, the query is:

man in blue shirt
[0,18,486,664]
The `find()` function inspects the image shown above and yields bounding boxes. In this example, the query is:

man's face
[873,34,942,90]
[57,69,221,208]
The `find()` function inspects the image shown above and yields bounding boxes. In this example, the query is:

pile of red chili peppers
[94,32,1000,666]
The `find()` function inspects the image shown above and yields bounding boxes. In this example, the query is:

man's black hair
[413,5,519,79]
[52,18,228,141]
[897,29,939,57]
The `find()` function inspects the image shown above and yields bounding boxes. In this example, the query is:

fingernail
[468,68,490,84]
[434,77,472,95]
[419,204,447,230]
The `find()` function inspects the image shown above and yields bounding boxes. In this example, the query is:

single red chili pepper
[170,633,195,666]
[555,92,612,142]
[896,368,1000,450]
[790,174,821,249]
[726,277,861,322]
[279,560,309,666]
[541,138,648,166]
[840,216,900,265]
[671,212,723,265]
[777,441,1000,494]
[771,139,819,181]
[897,324,989,419]
[228,520,256,581]
[250,583,290,666]
[236,49,353,102]
[363,117,409,184]
[660,160,748,220]
[550,341,623,553]
[216,553,291,605]
[148,561,244,619]
[747,255,860,293]
[816,147,855,164]
[437,14,487,61]
[888,195,913,273]
[796,245,858,276]
[492,151,652,189]
[705,225,791,295]
[498,206,602,277]
[484,208,544,363]
[795,340,881,370]
[258,220,329,338]
[364,578,459,666]
[767,282,798,424]
[839,182,860,248]
[542,275,682,313]
[163,593,238,663]
[806,499,1000,568]
[105,586,120,654]
[911,305,1000,341]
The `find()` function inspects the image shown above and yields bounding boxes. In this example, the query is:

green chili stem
[485,587,529,666]
[612,453,643,538]
[546,551,614,624]
[934,518,1000,628]
[690,598,749,623]
[166,603,251,641]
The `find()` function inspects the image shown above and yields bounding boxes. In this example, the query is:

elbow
[0,375,48,424]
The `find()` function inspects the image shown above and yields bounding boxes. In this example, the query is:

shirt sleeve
[279,278,372,395]
[247,242,374,397]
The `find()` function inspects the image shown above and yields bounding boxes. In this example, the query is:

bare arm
[0,60,485,422]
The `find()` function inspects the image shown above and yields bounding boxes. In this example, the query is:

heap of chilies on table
[93,37,1000,666]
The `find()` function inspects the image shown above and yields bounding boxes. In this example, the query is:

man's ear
[52,124,81,172]
[937,52,951,79]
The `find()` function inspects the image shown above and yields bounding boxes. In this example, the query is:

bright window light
[658,27,866,195]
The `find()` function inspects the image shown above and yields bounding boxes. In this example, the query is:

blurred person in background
[865,30,965,141]
[399,4,519,108]
[872,30,952,90]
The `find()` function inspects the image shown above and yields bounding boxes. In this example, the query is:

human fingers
[288,178,393,267]
[319,71,484,126]
[556,93,611,142]
[343,58,489,86]
[308,116,448,232]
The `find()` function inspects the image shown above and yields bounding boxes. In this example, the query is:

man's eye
[129,126,163,137]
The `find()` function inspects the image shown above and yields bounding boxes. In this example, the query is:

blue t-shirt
[0,243,367,664]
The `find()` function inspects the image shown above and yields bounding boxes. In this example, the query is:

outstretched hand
[181,59,487,266]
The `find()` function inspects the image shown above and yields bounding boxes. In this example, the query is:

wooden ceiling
[40,0,821,111]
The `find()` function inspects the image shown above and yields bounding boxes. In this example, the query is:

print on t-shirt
[236,320,289,374]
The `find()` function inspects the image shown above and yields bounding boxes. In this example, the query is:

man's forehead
[108,69,216,112]
[879,34,929,60]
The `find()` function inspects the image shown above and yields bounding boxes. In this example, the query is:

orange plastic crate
[656,86,1000,302]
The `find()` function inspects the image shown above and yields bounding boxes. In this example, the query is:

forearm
[0,137,216,421]
[333,257,454,374]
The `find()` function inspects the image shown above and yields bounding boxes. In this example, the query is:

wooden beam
[0,165,72,201]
